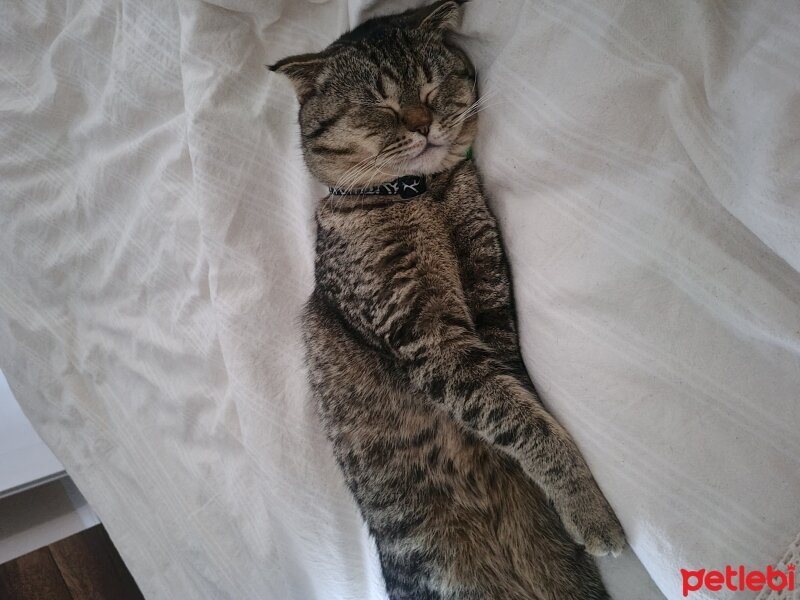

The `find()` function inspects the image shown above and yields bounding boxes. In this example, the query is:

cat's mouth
[401,141,450,175]
[414,141,445,159]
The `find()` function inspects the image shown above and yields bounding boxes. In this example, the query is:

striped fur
[272,2,626,598]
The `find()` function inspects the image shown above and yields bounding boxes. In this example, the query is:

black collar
[328,175,427,200]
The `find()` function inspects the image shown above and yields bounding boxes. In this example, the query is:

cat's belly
[303,292,560,546]
[339,402,543,536]
[303,293,592,598]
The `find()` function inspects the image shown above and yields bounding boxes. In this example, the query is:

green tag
[465,146,474,161]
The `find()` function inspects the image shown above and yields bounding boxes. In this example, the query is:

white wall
[0,370,98,562]
[0,370,64,497]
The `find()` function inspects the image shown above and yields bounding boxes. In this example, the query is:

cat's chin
[402,143,452,175]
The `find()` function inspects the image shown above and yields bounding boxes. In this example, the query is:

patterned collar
[328,175,427,200]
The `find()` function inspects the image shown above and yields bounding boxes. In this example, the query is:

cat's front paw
[557,487,627,557]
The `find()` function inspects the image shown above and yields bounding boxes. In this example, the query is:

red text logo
[681,565,796,596]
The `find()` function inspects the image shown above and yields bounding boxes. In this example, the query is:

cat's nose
[401,105,432,136]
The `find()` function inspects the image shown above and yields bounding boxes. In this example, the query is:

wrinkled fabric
[0,1,798,599]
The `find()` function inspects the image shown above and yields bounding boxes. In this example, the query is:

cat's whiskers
[334,144,405,195]
[338,162,378,194]
[342,150,397,196]
[334,162,372,193]
[443,94,502,132]
[355,137,424,195]
[449,91,496,120]
[334,153,382,192]
[341,159,384,195]
[348,153,401,206]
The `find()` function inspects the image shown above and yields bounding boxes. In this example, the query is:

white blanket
[1,1,798,599]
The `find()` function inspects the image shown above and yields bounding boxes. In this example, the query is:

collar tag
[328,175,426,200]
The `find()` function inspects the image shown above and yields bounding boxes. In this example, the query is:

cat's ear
[412,0,466,32]
[268,52,327,103]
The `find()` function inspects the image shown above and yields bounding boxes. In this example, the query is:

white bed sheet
[1,1,798,599]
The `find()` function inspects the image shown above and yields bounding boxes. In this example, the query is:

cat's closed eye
[421,84,439,105]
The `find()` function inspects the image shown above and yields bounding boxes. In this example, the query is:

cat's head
[270,1,477,190]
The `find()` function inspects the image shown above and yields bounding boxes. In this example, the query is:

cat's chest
[315,167,492,291]
[319,191,486,257]
[319,196,454,261]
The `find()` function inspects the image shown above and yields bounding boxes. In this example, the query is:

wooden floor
[0,525,144,600]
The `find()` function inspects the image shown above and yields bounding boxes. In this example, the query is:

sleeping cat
[270,2,626,598]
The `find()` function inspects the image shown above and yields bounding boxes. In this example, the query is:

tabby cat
[271,2,626,598]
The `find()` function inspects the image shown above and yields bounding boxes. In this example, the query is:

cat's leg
[463,267,531,384]
[384,296,626,557]
[444,176,534,388]
[442,200,623,551]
